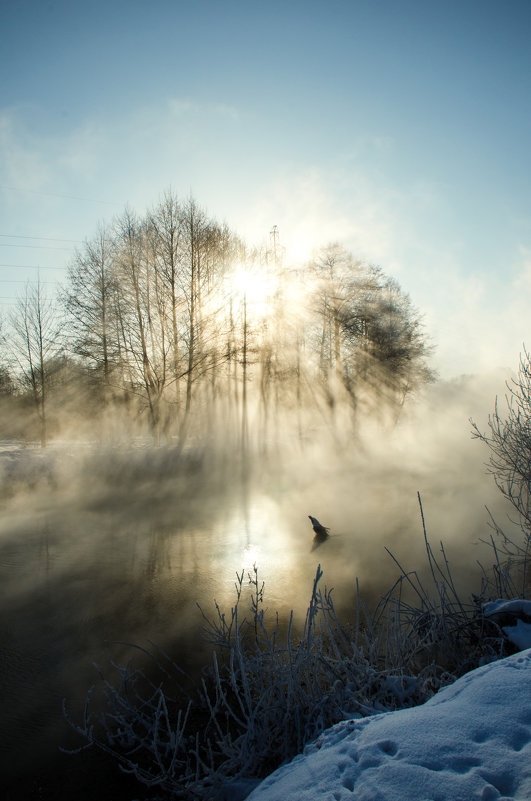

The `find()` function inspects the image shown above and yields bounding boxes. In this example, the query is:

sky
[1,0,530,377]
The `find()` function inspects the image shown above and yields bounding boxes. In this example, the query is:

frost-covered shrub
[64,525,514,801]
[472,346,531,597]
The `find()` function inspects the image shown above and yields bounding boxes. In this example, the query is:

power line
[0,264,68,270]
[0,244,73,251]
[0,233,81,244]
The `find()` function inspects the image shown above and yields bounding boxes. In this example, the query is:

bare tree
[9,280,62,446]
[306,246,434,414]
[113,209,170,436]
[339,275,435,408]
[62,224,118,400]
[149,192,185,411]
[179,199,237,417]
[0,317,14,396]
[472,348,531,539]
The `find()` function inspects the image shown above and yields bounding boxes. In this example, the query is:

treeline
[0,191,434,446]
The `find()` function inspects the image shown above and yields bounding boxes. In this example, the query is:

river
[0,401,514,799]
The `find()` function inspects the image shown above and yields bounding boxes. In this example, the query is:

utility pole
[270,225,279,264]
[241,288,248,450]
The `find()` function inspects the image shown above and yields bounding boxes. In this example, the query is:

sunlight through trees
[1,192,435,446]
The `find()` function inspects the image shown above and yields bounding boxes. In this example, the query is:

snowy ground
[248,646,531,801]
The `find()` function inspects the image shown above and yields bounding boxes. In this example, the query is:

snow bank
[483,599,531,652]
[248,649,531,801]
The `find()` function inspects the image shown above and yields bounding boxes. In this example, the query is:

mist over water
[0,367,520,797]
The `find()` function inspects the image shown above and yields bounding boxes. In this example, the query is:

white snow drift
[248,648,531,801]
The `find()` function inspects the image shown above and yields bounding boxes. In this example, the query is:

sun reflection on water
[212,493,299,592]
[242,542,261,569]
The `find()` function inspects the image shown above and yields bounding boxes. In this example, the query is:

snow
[483,600,531,618]
[502,620,531,652]
[247,649,531,801]
[483,599,531,652]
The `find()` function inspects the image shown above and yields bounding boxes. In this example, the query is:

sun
[230,265,274,317]
[232,267,260,299]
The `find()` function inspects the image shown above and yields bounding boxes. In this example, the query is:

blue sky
[1,0,530,377]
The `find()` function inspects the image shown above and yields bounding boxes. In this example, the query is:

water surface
[0,420,513,799]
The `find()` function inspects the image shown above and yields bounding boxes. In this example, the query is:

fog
[0,367,521,798]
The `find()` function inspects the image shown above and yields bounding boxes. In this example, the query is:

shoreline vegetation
[62,508,528,801]
[60,349,531,800]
